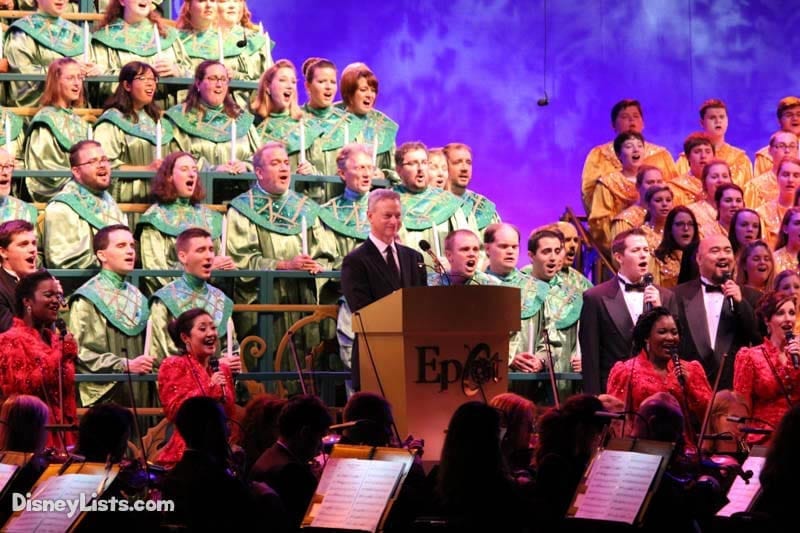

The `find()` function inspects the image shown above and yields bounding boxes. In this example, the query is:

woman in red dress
[156,308,240,465]
[0,270,77,448]
[607,307,712,434]
[734,291,800,443]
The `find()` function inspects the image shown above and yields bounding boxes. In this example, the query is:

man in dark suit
[341,189,427,389]
[0,219,38,333]
[580,228,677,394]
[673,234,760,389]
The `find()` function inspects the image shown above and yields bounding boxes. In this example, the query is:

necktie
[702,282,723,293]
[385,245,401,284]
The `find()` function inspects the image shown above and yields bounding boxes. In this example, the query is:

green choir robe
[253,111,319,174]
[24,106,91,202]
[69,269,150,407]
[301,103,349,203]
[0,110,26,169]
[394,185,468,269]
[95,108,174,204]
[0,194,37,225]
[136,198,223,295]
[226,185,324,368]
[149,273,237,363]
[43,180,128,269]
[4,13,88,107]
[337,105,400,184]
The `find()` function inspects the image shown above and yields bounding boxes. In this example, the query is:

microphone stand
[696,352,728,452]
[287,331,308,395]
[55,319,67,455]
[540,309,560,409]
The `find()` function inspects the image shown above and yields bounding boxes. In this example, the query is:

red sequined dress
[156,354,235,465]
[0,317,78,447]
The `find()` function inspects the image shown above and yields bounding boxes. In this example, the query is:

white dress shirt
[700,276,724,350]
[618,274,645,326]
[369,233,400,272]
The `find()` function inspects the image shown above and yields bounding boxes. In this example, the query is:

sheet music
[572,450,662,525]
[310,458,403,533]
[716,455,766,517]
[0,463,18,495]
[3,473,103,533]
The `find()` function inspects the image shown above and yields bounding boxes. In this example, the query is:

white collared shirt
[700,276,724,350]
[369,233,400,272]
[618,274,645,325]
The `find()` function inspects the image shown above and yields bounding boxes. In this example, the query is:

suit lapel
[714,296,736,358]
[684,281,714,358]
[601,281,634,338]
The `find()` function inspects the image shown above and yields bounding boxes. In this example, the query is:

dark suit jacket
[341,238,427,313]
[0,268,18,334]
[673,280,761,390]
[341,238,427,388]
[579,278,677,394]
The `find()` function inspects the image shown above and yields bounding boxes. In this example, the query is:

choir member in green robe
[24,58,93,202]
[0,110,26,173]
[0,149,36,226]
[69,225,153,408]
[444,142,500,236]
[43,140,127,271]
[4,0,102,107]
[136,151,234,295]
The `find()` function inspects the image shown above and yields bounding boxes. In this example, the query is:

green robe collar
[460,189,497,230]
[302,104,348,151]
[336,106,398,154]
[393,185,463,230]
[254,112,318,154]
[0,110,24,145]
[152,273,232,335]
[486,268,547,319]
[51,180,127,230]
[10,13,84,57]
[91,19,178,57]
[165,103,253,143]
[72,269,149,335]
[96,108,174,146]
[30,106,89,150]
[179,26,264,59]
[318,190,369,240]
[138,199,222,239]
[0,196,38,226]
[551,267,593,329]
[229,186,318,235]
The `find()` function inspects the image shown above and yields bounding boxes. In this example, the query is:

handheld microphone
[642,273,654,312]
[209,357,226,398]
[720,271,735,313]
[419,239,450,284]
[55,318,67,339]
[669,345,686,387]
[786,331,799,370]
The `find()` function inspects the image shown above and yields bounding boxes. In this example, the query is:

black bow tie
[623,280,646,292]
[702,282,723,293]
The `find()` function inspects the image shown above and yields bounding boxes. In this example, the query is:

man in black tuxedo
[673,234,760,389]
[341,188,427,387]
[0,219,38,333]
[580,228,677,394]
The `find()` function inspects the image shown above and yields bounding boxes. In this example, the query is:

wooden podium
[353,286,519,461]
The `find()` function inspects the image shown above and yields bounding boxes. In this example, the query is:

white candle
[143,319,153,357]
[83,21,90,62]
[217,28,224,64]
[300,216,308,255]
[230,119,237,161]
[226,318,233,359]
[0,27,4,60]
[527,318,534,354]
[3,115,10,154]
[372,132,379,166]
[343,122,349,144]
[432,224,442,257]
[220,214,228,256]
[153,23,161,58]
[298,119,307,164]
[87,125,92,141]
[155,120,162,160]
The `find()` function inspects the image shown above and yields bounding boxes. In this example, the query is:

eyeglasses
[74,156,110,167]
[773,143,799,151]
[782,111,800,120]
[61,74,85,83]
[134,76,157,83]
[0,163,14,172]
[673,221,696,228]
[401,160,428,168]
[204,76,230,84]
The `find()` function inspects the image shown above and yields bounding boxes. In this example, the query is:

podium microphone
[786,331,799,369]
[419,240,450,285]
[642,273,654,312]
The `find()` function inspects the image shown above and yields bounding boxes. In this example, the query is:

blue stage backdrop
[244,0,799,250]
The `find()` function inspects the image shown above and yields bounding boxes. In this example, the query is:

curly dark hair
[755,291,796,338]
[631,307,679,355]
